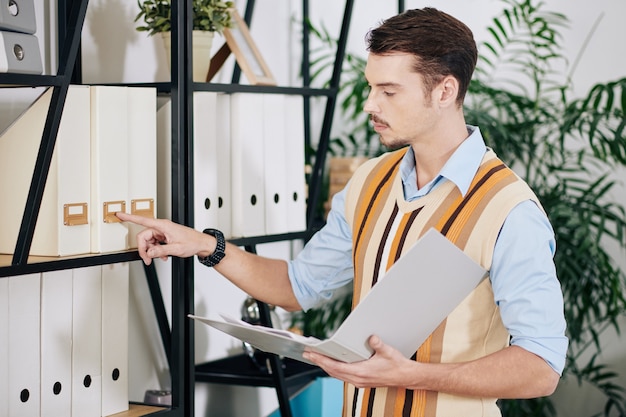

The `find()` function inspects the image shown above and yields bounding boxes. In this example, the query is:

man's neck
[412,119,469,189]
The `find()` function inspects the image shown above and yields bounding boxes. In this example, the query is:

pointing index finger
[115,211,159,228]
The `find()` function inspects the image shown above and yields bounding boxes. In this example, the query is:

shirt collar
[400,125,486,201]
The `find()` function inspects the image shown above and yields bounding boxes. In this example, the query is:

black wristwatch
[198,228,226,267]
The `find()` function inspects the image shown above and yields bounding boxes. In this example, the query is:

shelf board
[228,230,311,247]
[192,83,337,97]
[0,229,313,277]
[0,73,64,87]
[195,353,327,393]
[0,250,142,277]
[108,403,167,417]
[86,81,336,97]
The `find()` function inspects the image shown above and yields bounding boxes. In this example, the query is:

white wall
[1,1,625,416]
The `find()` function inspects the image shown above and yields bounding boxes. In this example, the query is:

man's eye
[383,91,395,97]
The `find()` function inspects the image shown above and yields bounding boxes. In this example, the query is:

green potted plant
[134,0,234,81]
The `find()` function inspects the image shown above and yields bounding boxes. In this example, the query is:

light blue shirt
[288,126,568,375]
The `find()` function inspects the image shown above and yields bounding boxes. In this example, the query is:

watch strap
[198,228,226,267]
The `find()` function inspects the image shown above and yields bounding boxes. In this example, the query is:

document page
[190,228,487,364]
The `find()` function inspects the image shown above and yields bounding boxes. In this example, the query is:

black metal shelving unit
[0,0,354,416]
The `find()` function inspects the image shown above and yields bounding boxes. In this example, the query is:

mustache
[370,114,389,127]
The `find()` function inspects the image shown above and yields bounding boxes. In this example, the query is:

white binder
[155,99,172,220]
[215,93,232,237]
[40,270,73,417]
[0,88,48,255]
[230,93,266,237]
[0,31,42,74]
[7,273,40,417]
[36,85,91,256]
[262,94,289,235]
[0,278,8,417]
[193,92,220,230]
[127,87,157,249]
[0,86,91,256]
[101,262,129,416]
[90,86,129,253]
[72,266,102,417]
[0,0,36,34]
[284,95,308,232]
[154,95,232,236]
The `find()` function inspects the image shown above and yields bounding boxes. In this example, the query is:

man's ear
[437,75,459,107]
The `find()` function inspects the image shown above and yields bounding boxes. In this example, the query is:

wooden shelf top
[108,404,167,417]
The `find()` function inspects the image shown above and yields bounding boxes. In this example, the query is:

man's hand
[303,335,417,389]
[116,212,211,265]
[303,336,560,398]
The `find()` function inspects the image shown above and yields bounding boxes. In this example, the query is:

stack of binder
[156,92,233,236]
[1,263,130,417]
[156,92,307,239]
[0,85,157,257]
[230,93,308,237]
[89,85,158,254]
[0,0,43,74]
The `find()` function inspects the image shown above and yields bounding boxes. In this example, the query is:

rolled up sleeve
[491,200,569,375]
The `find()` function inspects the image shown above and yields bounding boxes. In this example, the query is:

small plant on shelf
[134,0,234,36]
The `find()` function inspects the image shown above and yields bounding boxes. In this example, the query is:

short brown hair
[366,8,477,106]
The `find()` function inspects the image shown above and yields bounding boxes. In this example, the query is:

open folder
[190,228,488,364]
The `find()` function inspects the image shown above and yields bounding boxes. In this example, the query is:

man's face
[363,52,439,149]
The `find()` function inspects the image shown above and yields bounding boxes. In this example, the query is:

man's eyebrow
[368,81,402,88]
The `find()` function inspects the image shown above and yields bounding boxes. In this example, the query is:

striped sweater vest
[342,147,541,417]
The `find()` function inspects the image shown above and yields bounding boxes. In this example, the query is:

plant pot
[160,30,215,82]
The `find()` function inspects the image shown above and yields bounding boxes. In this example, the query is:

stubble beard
[371,114,408,150]
[378,131,411,151]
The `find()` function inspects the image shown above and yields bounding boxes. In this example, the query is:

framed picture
[223,10,276,85]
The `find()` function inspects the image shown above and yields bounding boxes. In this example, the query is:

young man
[117,7,567,416]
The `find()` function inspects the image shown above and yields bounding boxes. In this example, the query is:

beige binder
[0,277,8,417]
[90,86,129,253]
[284,95,308,232]
[230,93,266,237]
[262,94,289,235]
[7,273,41,417]
[71,266,102,417]
[215,93,232,237]
[126,87,157,249]
[40,270,73,417]
[35,86,92,256]
[193,92,220,230]
[155,99,172,220]
[101,262,129,416]
[0,86,91,256]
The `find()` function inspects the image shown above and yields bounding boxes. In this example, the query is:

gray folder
[0,30,42,74]
[190,228,488,364]
[0,0,36,34]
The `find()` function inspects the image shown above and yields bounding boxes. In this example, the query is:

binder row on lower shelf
[0,262,130,417]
